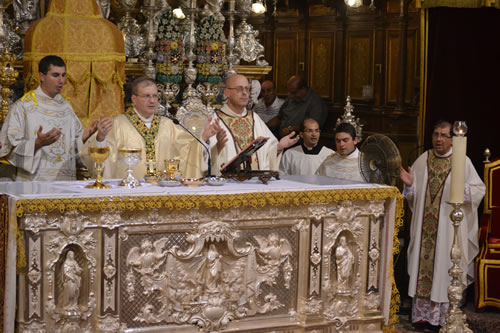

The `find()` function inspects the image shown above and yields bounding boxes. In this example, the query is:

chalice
[119,148,142,188]
[165,159,180,180]
[85,147,111,189]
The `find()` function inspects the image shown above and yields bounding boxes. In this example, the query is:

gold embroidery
[415,150,451,298]
[125,107,161,161]
[217,110,259,169]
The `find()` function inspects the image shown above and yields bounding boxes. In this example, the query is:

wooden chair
[475,148,500,311]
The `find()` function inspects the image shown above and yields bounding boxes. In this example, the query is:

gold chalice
[165,159,180,180]
[119,148,142,188]
[85,147,111,189]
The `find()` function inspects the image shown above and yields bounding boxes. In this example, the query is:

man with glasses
[83,76,219,179]
[213,74,298,172]
[279,118,333,175]
[0,55,108,181]
[278,75,328,138]
[400,120,485,329]
[316,122,364,182]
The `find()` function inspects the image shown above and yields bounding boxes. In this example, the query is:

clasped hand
[83,116,113,143]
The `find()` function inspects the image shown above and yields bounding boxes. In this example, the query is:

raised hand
[400,166,414,186]
[277,131,299,151]
[35,126,62,152]
[96,116,113,142]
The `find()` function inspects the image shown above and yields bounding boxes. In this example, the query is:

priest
[400,120,485,328]
[83,77,220,179]
[279,118,334,175]
[315,122,364,182]
[213,74,298,172]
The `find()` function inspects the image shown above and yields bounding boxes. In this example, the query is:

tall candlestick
[449,121,468,203]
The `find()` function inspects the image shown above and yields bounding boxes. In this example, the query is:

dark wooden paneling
[308,32,335,99]
[346,32,374,100]
[273,33,299,95]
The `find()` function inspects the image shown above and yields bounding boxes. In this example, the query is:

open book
[220,136,269,173]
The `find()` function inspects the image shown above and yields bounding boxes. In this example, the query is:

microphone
[166,115,213,178]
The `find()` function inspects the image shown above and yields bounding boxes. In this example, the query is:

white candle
[450,136,467,203]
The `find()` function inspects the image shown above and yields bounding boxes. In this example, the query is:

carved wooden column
[395,0,409,111]
[373,11,386,109]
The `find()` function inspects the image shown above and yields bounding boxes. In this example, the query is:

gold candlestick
[0,48,19,122]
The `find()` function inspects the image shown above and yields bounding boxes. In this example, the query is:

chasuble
[82,110,205,180]
[405,149,485,303]
[214,104,280,172]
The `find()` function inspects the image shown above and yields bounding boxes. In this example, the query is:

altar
[1,176,402,333]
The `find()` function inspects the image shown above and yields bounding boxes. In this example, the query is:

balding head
[224,74,250,114]
[287,75,308,103]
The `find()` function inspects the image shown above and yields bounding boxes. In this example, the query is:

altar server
[316,122,364,182]
[279,118,333,175]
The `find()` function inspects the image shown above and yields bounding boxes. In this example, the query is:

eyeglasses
[226,86,250,93]
[432,132,452,139]
[137,94,159,100]
[303,129,321,133]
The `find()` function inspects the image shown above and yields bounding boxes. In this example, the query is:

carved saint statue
[62,251,83,310]
[203,244,222,293]
[335,236,354,292]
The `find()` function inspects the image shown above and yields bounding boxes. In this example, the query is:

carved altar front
[2,177,402,333]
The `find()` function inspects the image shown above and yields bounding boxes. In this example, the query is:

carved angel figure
[254,234,292,286]
[127,239,167,277]
[335,236,354,292]
[62,251,82,310]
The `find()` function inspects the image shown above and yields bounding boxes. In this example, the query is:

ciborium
[0,48,19,122]
[85,147,111,189]
[119,148,142,188]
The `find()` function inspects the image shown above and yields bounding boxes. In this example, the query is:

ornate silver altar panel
[13,183,399,333]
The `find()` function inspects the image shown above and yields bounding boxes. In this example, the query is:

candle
[450,135,467,203]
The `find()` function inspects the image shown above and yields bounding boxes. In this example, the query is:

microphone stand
[167,116,213,178]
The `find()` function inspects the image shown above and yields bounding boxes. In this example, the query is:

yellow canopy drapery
[23,0,126,126]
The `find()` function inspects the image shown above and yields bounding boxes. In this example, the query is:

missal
[220,136,269,173]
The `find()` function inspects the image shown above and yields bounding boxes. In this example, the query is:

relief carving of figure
[62,251,83,311]
[335,236,354,292]
[199,244,223,294]
[127,239,167,277]
[254,234,292,287]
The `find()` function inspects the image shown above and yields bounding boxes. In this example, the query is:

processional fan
[359,134,401,186]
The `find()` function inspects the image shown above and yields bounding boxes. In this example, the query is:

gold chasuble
[125,108,161,162]
[23,0,125,126]
[217,109,259,170]
[416,150,451,298]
